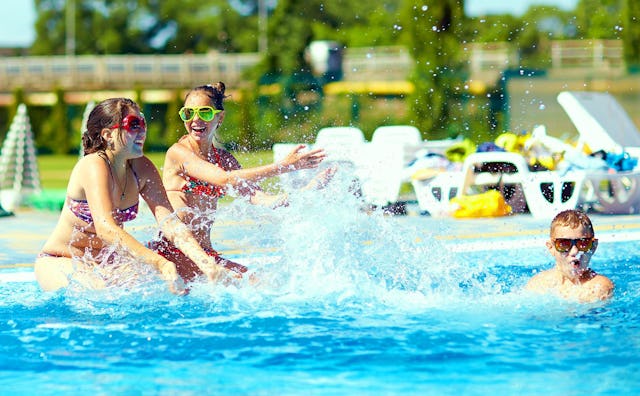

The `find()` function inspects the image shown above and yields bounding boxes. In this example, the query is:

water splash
[210,172,510,311]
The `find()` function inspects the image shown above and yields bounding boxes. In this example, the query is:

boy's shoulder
[583,273,614,300]
[525,269,556,290]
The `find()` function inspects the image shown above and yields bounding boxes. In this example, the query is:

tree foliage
[622,0,640,69]
[399,0,467,139]
[574,0,624,39]
[23,0,640,150]
[31,0,260,55]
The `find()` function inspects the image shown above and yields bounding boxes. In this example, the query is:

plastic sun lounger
[460,152,585,219]
[361,126,462,208]
[413,151,585,218]
[313,126,367,182]
[272,127,366,190]
[557,91,640,153]
[356,126,423,206]
[580,170,640,214]
[371,125,422,165]
[557,91,640,214]
[411,170,463,216]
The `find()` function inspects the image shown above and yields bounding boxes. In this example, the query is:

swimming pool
[1,186,639,394]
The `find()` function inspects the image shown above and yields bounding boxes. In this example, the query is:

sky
[0,0,580,47]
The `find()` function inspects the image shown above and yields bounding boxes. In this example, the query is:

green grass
[37,150,275,190]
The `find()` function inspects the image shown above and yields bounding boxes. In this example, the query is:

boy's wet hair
[550,209,594,236]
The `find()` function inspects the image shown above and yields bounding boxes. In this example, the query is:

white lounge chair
[459,152,585,218]
[357,126,423,206]
[413,151,586,218]
[371,125,422,166]
[314,126,366,167]
[411,170,463,216]
[557,91,640,153]
[557,91,640,214]
[371,125,421,145]
[581,171,640,214]
[273,127,366,190]
[357,142,406,207]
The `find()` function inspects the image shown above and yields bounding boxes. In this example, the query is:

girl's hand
[200,257,231,283]
[304,166,337,190]
[159,260,188,295]
[281,145,327,171]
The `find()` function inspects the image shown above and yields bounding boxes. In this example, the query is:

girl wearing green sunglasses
[178,106,222,122]
[150,82,335,284]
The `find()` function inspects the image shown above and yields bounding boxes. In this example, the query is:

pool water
[1,183,639,395]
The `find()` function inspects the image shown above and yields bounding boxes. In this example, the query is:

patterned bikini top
[67,159,140,224]
[179,147,227,198]
[68,198,139,224]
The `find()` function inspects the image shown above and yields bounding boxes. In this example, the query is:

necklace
[105,157,129,201]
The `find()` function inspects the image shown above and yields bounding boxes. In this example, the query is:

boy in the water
[525,209,614,302]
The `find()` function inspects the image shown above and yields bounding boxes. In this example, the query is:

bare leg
[35,256,106,291]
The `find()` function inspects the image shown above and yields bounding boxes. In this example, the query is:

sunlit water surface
[1,176,639,395]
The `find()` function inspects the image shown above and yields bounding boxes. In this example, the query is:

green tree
[31,0,254,55]
[307,1,403,47]
[165,90,184,147]
[622,0,640,70]
[462,14,522,43]
[400,0,467,139]
[33,0,155,55]
[39,89,70,154]
[575,0,623,39]
[150,0,256,53]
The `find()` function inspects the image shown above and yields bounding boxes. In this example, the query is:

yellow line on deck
[0,263,33,269]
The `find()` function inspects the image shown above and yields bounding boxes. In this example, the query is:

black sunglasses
[553,238,596,253]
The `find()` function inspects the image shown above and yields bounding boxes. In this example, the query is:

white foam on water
[202,173,518,312]
[5,170,637,316]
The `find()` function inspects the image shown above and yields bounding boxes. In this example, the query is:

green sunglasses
[178,106,222,122]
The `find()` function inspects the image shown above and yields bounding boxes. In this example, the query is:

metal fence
[550,40,623,69]
[0,52,261,92]
[0,41,625,93]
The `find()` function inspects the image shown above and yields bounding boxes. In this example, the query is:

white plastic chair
[411,171,463,216]
[371,125,422,165]
[314,126,366,177]
[371,125,421,145]
[355,125,423,206]
[314,127,365,163]
[460,152,585,219]
[557,91,640,214]
[557,91,640,153]
[358,142,406,206]
[582,171,640,214]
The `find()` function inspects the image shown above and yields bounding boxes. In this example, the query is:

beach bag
[450,190,512,218]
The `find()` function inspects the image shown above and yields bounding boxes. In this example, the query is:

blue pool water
[1,183,639,395]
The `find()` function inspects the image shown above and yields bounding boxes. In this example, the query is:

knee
[34,258,71,292]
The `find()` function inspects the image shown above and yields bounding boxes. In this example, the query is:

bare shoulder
[71,154,110,183]
[525,269,554,291]
[66,154,108,196]
[77,152,107,169]
[165,140,194,163]
[165,141,183,156]
[586,274,614,300]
